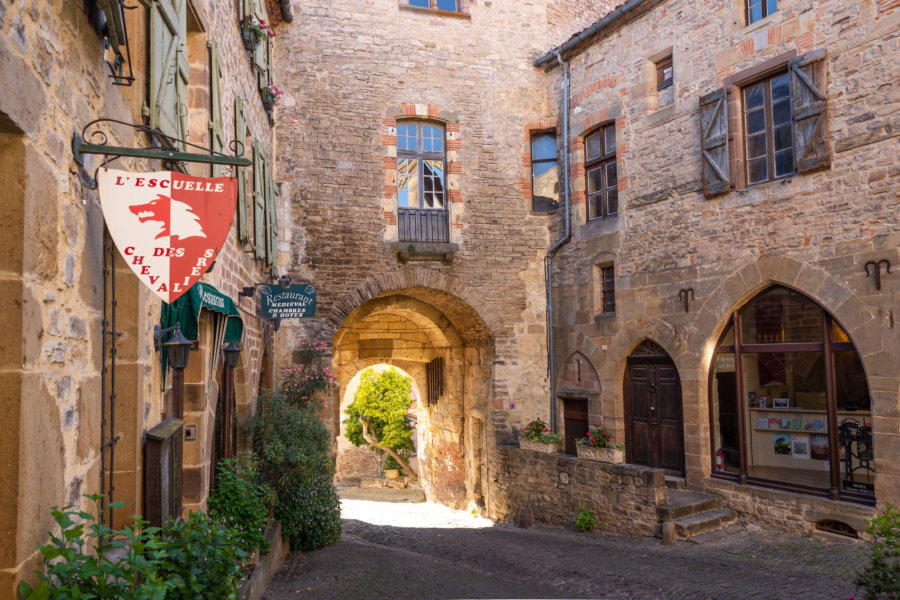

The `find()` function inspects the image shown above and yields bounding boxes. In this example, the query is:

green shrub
[275,473,342,551]
[208,457,275,555]
[520,418,563,444]
[854,504,900,600]
[573,506,596,532]
[279,339,335,410]
[155,511,247,600]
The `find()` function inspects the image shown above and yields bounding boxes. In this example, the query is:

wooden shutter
[791,49,830,173]
[253,141,266,259]
[699,88,730,197]
[149,0,188,149]
[209,40,225,176]
[235,97,250,244]
[266,176,278,269]
[252,0,268,90]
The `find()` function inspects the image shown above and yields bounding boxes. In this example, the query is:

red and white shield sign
[98,168,237,304]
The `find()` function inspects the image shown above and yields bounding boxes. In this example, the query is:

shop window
[747,0,777,24]
[530,132,559,213]
[585,124,617,220]
[710,286,874,503]
[397,121,449,243]
[700,49,829,197]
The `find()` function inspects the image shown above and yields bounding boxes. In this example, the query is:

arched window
[396,121,448,242]
[710,286,874,503]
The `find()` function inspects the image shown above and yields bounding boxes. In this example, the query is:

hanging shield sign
[98,168,236,303]
[259,284,316,319]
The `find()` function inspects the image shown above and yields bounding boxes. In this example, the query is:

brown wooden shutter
[699,88,731,197]
[791,49,829,173]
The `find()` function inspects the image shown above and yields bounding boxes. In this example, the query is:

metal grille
[399,208,449,243]
[426,357,444,405]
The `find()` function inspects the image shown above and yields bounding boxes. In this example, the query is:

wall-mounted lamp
[154,322,192,418]
[272,318,281,332]
[222,343,242,368]
[238,275,293,299]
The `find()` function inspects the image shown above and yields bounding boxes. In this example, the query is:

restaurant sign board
[259,284,316,319]
[98,168,236,303]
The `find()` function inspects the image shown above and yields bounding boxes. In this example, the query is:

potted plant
[576,426,625,464]
[518,418,562,453]
[262,82,283,111]
[242,15,275,52]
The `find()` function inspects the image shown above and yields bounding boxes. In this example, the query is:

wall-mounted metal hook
[679,288,695,313]
[864,259,891,291]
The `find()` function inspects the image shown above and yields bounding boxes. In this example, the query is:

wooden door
[626,355,684,475]
[562,398,589,455]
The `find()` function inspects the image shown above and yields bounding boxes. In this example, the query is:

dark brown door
[562,398,589,455]
[626,358,684,475]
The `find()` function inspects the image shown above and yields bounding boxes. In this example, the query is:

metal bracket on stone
[71,118,252,190]
[864,259,891,291]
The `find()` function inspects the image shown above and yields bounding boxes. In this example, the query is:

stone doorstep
[673,508,738,538]
[664,475,685,490]
[657,489,722,521]
[685,524,744,545]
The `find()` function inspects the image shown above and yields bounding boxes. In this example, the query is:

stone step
[686,524,744,545]
[664,475,685,490]
[657,489,721,521]
[673,508,738,538]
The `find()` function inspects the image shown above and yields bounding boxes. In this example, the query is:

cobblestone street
[263,492,867,599]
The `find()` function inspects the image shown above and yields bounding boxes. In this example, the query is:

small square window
[656,56,673,90]
[747,0,777,24]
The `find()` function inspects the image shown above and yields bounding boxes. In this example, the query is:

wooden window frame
[656,56,673,91]
[585,124,617,221]
[600,265,615,314]
[741,70,793,186]
[746,0,777,25]
[403,0,466,14]
[397,121,447,210]
[530,131,560,213]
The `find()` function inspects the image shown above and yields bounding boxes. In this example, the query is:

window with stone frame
[700,49,830,197]
[530,132,560,213]
[397,121,449,243]
[600,265,615,314]
[407,0,459,11]
[585,124,617,221]
[656,55,673,91]
[747,0,777,24]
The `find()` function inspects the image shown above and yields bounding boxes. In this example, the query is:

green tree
[344,368,417,479]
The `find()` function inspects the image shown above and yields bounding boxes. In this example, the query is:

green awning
[161,282,243,345]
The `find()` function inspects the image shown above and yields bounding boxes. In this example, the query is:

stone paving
[263,493,868,600]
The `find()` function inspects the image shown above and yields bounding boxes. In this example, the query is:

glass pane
[771,73,790,101]
[766,0,778,16]
[746,108,766,134]
[409,0,429,6]
[397,158,418,207]
[774,149,794,177]
[739,287,824,343]
[835,351,874,495]
[773,99,791,126]
[743,350,830,489]
[832,320,850,343]
[422,125,443,153]
[586,131,604,161]
[423,160,444,208]
[398,124,417,151]
[773,123,792,151]
[605,125,616,153]
[588,166,603,193]
[720,324,735,346]
[749,1,763,23]
[748,157,767,183]
[662,65,673,82]
[713,353,741,473]
[745,82,765,110]
[747,133,767,159]
[532,161,559,205]
[606,188,618,216]
[588,193,602,220]
[606,161,617,187]
[531,134,557,161]
[436,0,456,9]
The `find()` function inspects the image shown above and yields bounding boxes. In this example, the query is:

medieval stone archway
[330,289,495,510]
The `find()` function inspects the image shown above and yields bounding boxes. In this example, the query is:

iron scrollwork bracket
[864,259,891,291]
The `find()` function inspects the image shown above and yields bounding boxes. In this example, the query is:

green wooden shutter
[253,141,266,259]
[699,88,730,198]
[235,97,250,244]
[791,49,830,174]
[149,0,188,149]
[266,174,278,270]
[209,40,225,176]
[252,0,268,90]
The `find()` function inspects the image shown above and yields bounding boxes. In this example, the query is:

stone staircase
[657,488,738,544]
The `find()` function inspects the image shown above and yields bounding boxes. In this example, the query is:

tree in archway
[344,367,417,479]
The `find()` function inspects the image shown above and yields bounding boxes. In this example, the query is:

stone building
[278,0,899,536]
[1,0,288,593]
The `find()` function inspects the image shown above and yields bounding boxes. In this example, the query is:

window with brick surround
[397,121,449,243]
[531,132,560,213]
[585,124,617,220]
[747,0,777,24]
[600,265,615,314]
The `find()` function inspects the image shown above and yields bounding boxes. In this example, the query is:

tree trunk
[360,418,418,480]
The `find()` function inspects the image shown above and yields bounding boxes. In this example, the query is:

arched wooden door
[625,341,684,475]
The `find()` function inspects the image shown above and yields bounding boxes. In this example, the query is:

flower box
[576,444,625,464]
[519,436,559,454]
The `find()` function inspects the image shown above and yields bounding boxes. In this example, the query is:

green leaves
[208,458,274,555]
[855,504,900,600]
[344,367,415,453]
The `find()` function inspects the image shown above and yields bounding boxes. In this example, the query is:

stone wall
[542,0,900,525]
[495,446,667,536]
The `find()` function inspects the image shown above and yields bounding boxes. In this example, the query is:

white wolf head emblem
[129,194,208,241]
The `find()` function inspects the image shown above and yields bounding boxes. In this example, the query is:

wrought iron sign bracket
[864,259,891,291]
[71,118,251,190]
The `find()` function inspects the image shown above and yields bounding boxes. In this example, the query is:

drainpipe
[545,52,571,433]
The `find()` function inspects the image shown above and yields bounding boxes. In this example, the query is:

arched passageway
[330,290,494,509]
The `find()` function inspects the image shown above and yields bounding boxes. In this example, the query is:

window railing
[398,207,449,243]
